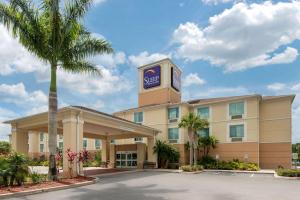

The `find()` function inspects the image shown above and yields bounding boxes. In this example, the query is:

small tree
[198,136,219,157]
[0,141,11,155]
[178,113,208,165]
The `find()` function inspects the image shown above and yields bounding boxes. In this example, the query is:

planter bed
[0,176,94,195]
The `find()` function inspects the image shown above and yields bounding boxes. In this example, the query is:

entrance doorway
[116,151,137,168]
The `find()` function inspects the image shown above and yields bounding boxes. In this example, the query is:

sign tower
[138,58,182,107]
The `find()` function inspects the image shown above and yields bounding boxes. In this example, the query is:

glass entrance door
[116,151,137,168]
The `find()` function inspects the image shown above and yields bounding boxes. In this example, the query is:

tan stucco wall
[259,97,292,168]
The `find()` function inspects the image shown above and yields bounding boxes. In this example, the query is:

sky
[0,0,300,142]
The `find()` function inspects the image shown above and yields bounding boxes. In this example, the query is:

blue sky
[1,0,300,142]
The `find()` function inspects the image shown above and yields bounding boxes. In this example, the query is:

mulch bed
[0,176,94,195]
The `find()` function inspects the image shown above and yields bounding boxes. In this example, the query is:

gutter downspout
[76,111,82,176]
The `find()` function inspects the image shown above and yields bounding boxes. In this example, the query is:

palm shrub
[0,156,10,187]
[153,140,180,168]
[178,113,209,165]
[8,153,29,186]
[198,136,219,157]
[0,0,113,180]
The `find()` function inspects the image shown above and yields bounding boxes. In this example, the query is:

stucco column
[147,137,157,165]
[137,143,146,169]
[62,113,84,178]
[28,131,39,159]
[101,139,110,167]
[11,125,29,155]
[109,144,115,168]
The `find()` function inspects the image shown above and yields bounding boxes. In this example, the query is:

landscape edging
[0,177,99,199]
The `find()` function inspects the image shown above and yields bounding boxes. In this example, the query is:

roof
[114,94,296,114]
[4,106,160,133]
[137,58,183,72]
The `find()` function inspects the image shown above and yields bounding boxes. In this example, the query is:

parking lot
[8,171,300,200]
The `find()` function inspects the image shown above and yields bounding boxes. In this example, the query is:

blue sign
[171,67,181,91]
[143,65,161,89]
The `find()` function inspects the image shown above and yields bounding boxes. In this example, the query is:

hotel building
[6,58,294,174]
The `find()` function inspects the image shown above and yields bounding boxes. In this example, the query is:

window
[134,137,143,142]
[230,124,244,138]
[58,142,63,149]
[110,139,115,144]
[197,107,209,119]
[197,128,209,137]
[40,133,44,142]
[229,102,244,117]
[168,107,179,120]
[134,112,143,124]
[83,139,87,149]
[59,134,63,140]
[95,139,101,149]
[168,128,179,143]
[40,144,44,152]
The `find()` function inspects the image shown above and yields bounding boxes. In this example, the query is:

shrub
[30,172,46,184]
[0,141,11,155]
[181,165,203,172]
[276,169,300,177]
[200,157,259,171]
[153,140,180,168]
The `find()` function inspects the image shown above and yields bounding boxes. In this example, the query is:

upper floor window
[168,128,179,143]
[40,143,44,152]
[40,133,44,142]
[168,107,179,120]
[197,128,209,138]
[134,112,143,124]
[83,139,87,149]
[230,124,244,138]
[95,139,101,149]
[197,107,209,119]
[110,139,116,144]
[229,102,244,118]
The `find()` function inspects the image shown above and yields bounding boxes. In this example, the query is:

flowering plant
[78,149,90,163]
[66,148,77,162]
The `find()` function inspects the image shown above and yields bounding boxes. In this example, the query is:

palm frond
[61,60,102,76]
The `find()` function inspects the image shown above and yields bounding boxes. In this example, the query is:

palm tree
[198,135,218,157]
[178,112,208,165]
[0,0,113,180]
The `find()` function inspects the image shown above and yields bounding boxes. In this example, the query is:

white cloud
[57,66,133,95]
[267,83,286,91]
[183,85,250,101]
[0,107,19,141]
[128,51,171,67]
[94,0,106,6]
[183,73,206,87]
[0,83,47,106]
[172,1,300,72]
[0,25,47,75]
[91,52,126,68]
[202,0,236,5]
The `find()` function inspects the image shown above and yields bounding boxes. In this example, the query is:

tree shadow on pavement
[69,182,186,200]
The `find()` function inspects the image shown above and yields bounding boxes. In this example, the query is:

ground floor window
[40,143,44,152]
[116,151,137,168]
[230,124,244,138]
[197,128,209,137]
[95,139,101,149]
[83,139,87,149]
[58,142,63,149]
[168,128,179,143]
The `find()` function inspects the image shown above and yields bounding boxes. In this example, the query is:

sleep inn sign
[143,65,161,89]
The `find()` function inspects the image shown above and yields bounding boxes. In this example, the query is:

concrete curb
[0,177,99,199]
[90,169,144,178]
[203,169,275,175]
[142,169,182,173]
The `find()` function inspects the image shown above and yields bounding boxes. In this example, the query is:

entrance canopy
[4,106,160,140]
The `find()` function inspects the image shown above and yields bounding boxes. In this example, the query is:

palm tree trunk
[188,129,193,166]
[48,65,58,180]
[193,133,198,165]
